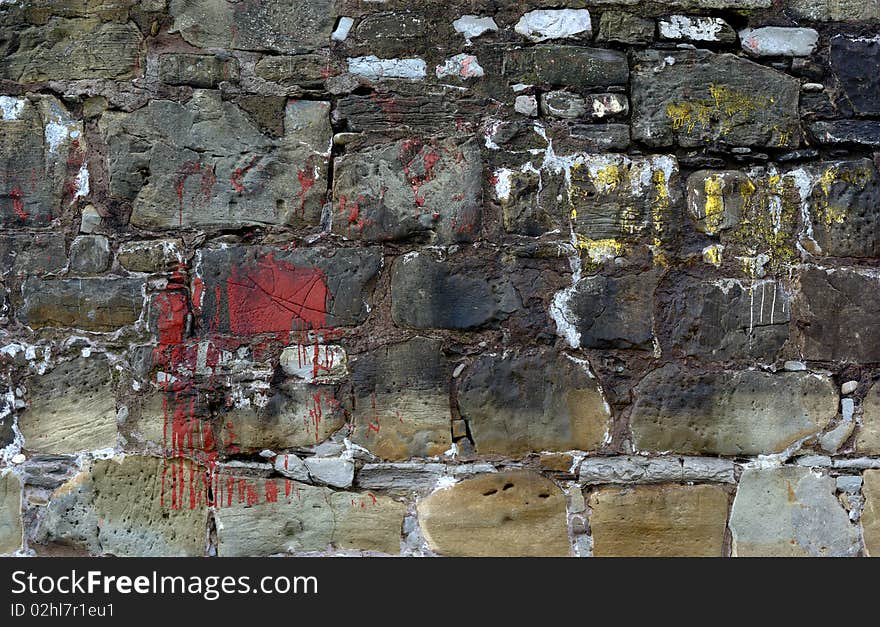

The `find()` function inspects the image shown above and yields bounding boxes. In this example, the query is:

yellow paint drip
[703,176,725,235]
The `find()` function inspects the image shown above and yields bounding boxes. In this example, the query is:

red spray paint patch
[226,254,328,335]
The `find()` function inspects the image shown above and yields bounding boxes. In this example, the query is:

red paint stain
[175,161,216,226]
[226,254,328,335]
[297,166,316,215]
[231,156,259,194]
[10,186,27,220]
[265,480,279,503]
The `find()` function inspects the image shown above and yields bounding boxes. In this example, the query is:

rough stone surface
[589,484,729,557]
[0,471,22,555]
[215,477,404,556]
[597,11,654,45]
[69,235,111,274]
[663,278,790,361]
[18,277,144,331]
[729,467,860,557]
[552,272,657,350]
[458,349,610,456]
[632,50,800,148]
[631,365,837,455]
[169,0,334,52]
[580,456,735,484]
[20,356,117,454]
[350,337,452,461]
[863,470,880,557]
[332,138,481,243]
[36,456,206,557]
[794,267,880,363]
[102,93,331,229]
[390,253,518,330]
[857,382,880,455]
[417,471,570,557]
[1,95,85,226]
[1,19,143,82]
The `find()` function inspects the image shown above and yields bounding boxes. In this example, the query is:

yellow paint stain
[703,176,725,235]
[703,244,723,266]
[666,84,773,138]
[651,170,670,266]
[574,236,624,264]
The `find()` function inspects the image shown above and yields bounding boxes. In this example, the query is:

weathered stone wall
[1,0,880,557]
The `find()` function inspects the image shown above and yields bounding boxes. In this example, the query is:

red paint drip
[10,187,27,220]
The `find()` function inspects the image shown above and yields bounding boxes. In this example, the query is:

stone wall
[1,0,880,557]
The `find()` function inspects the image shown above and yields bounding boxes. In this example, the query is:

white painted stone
[514,9,592,42]
[514,95,538,117]
[740,27,819,57]
[435,54,485,79]
[659,15,730,42]
[279,344,347,382]
[347,56,427,81]
[0,96,25,120]
[841,381,858,395]
[452,15,498,44]
[331,16,355,42]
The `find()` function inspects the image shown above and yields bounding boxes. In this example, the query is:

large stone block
[0,232,67,276]
[20,356,117,454]
[332,138,481,243]
[214,478,404,556]
[390,252,519,330]
[349,337,452,461]
[804,160,880,258]
[831,37,880,115]
[589,484,729,557]
[631,365,837,455]
[36,456,207,557]
[785,0,880,21]
[170,0,334,52]
[551,272,657,350]
[566,154,679,243]
[0,471,22,555]
[863,470,880,557]
[417,471,570,557]
[686,161,880,264]
[1,95,85,226]
[794,267,880,363]
[220,382,346,451]
[457,349,610,456]
[0,18,142,82]
[664,278,790,361]
[504,45,628,88]
[100,92,330,229]
[729,467,860,557]
[857,382,880,455]
[631,50,800,148]
[194,245,381,333]
[18,277,144,331]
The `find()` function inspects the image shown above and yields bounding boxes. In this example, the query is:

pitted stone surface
[417,471,570,557]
